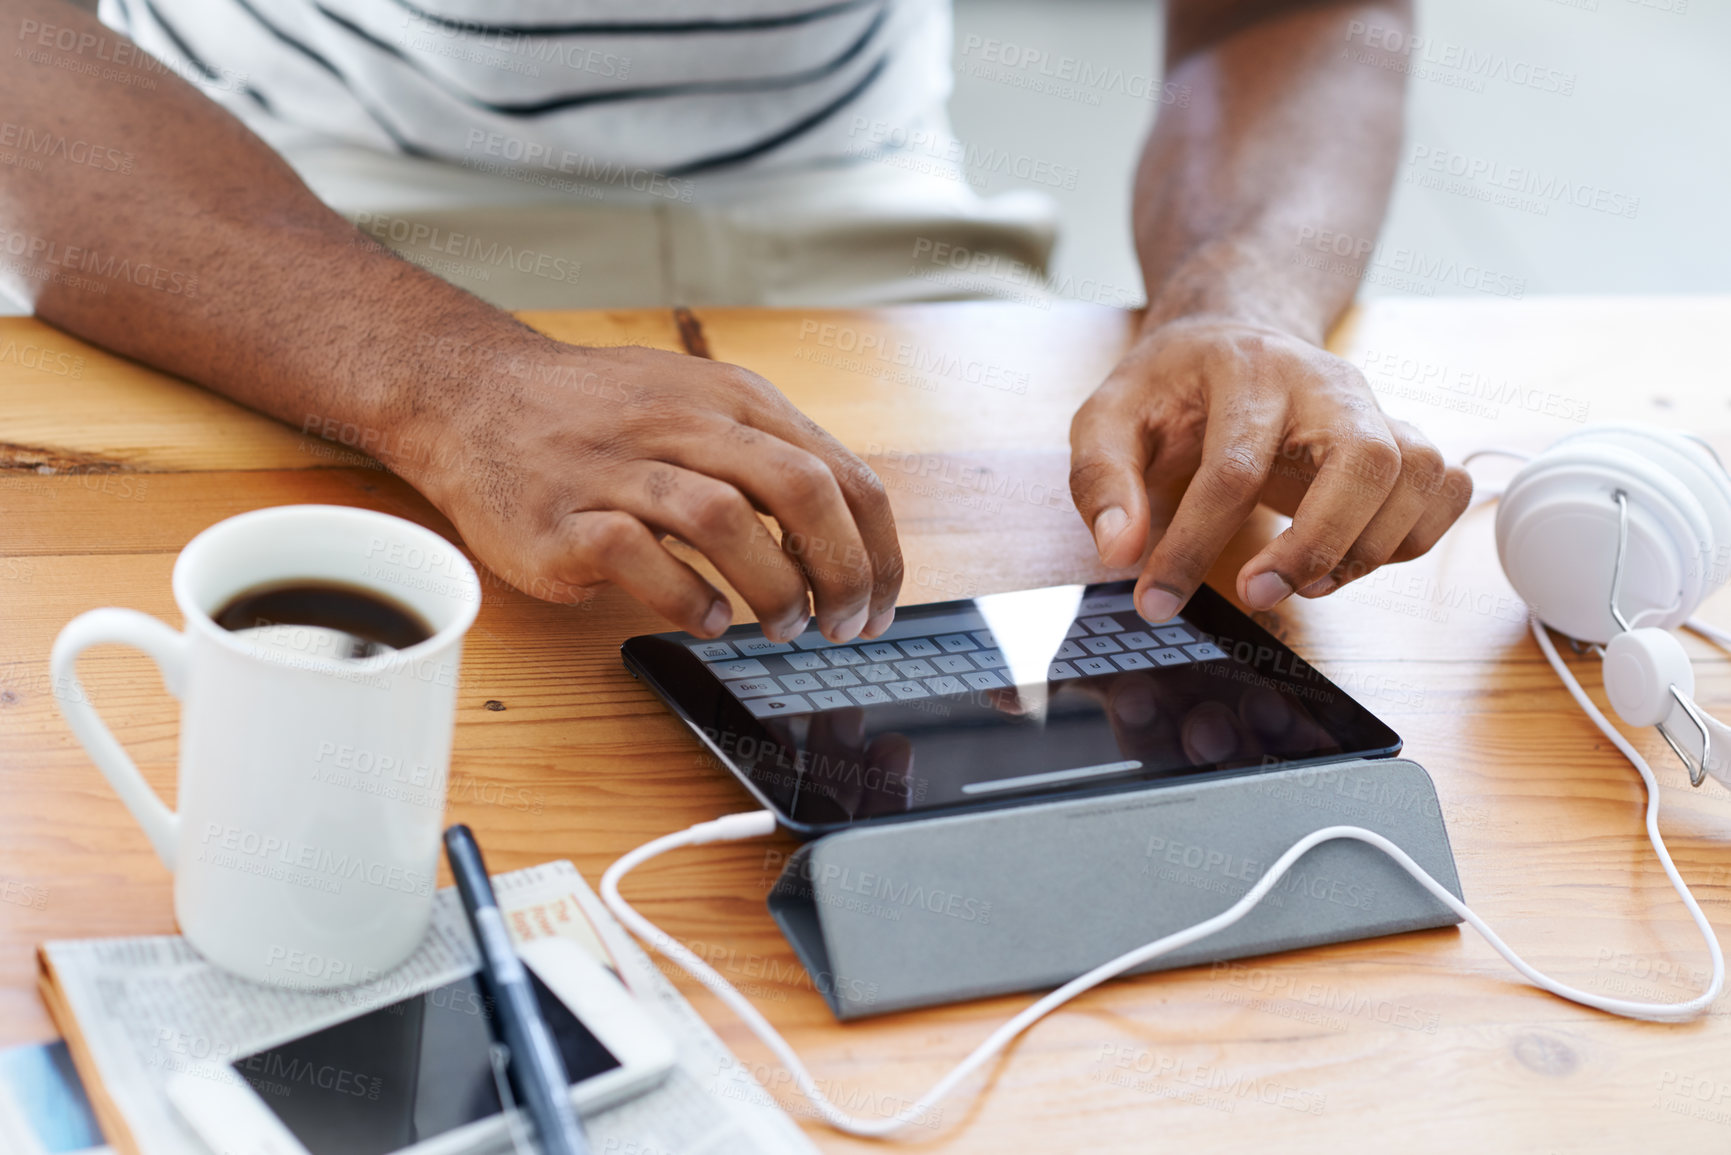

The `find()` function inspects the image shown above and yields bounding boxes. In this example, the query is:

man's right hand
[1,0,901,643]
[388,340,903,643]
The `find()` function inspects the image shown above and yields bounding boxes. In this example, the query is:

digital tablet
[621,580,1401,836]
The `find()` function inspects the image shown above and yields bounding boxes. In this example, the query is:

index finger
[1137,412,1283,623]
[672,422,873,643]
[742,396,904,638]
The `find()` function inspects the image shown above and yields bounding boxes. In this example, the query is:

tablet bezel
[621,580,1402,838]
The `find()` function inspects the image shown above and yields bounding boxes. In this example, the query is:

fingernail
[1093,506,1129,559]
[772,609,810,642]
[1299,575,1338,598]
[1138,586,1182,623]
[701,599,732,636]
[1245,571,1293,611]
[827,605,870,643]
[862,607,896,638]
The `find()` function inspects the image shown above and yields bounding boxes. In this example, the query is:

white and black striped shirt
[98,0,953,177]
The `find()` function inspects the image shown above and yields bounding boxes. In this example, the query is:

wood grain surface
[3,298,1730,1153]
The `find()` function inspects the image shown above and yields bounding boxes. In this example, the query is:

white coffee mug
[51,505,481,988]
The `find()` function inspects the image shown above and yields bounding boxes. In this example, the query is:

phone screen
[229,970,620,1155]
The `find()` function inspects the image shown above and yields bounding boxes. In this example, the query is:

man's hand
[1070,317,1470,622]
[395,340,902,642]
[1083,0,1451,621]
[0,0,901,642]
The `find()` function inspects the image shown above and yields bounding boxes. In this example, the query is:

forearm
[0,0,535,465]
[2,0,906,635]
[1135,0,1412,345]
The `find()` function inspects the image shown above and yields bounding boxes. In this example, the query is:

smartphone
[166,938,676,1155]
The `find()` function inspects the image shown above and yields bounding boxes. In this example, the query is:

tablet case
[767,757,1463,1020]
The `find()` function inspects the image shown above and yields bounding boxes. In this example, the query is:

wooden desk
[3,298,1729,1152]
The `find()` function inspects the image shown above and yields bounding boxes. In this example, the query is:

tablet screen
[622,580,1401,833]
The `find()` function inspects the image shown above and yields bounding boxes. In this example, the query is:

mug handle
[51,608,189,870]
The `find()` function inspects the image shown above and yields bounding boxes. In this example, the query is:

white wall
[949,0,1731,302]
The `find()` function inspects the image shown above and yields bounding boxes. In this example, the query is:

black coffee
[214,580,433,659]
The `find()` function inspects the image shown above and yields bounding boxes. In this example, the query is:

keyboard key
[962,670,1004,690]
[895,659,937,678]
[1047,661,1081,680]
[1080,636,1123,655]
[862,642,902,662]
[1156,626,1193,645]
[745,694,811,718]
[780,673,821,691]
[1076,657,1116,676]
[785,652,828,671]
[1081,616,1123,634]
[818,668,862,688]
[898,638,940,658]
[1079,591,1138,615]
[810,689,853,710]
[848,685,893,705]
[1112,652,1153,671]
[1186,642,1228,661]
[924,675,967,696]
[969,630,996,647]
[1065,623,1088,639]
[937,633,978,653]
[826,648,867,666]
[971,649,1008,669]
[791,630,835,650]
[687,641,736,661]
[1119,631,1157,650]
[736,637,793,656]
[708,658,769,680]
[859,663,897,684]
[730,678,782,698]
[1054,640,1085,660]
[1150,648,1191,666]
[886,680,929,700]
[934,654,975,674]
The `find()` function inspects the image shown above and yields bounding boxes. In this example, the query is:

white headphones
[1495,423,1731,786]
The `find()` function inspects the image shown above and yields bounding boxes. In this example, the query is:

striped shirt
[97,0,954,179]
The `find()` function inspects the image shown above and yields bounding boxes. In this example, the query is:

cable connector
[688,810,779,844]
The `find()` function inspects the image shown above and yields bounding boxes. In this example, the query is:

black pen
[444,824,589,1155]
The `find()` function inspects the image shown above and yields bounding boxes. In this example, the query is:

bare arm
[1069,0,1470,622]
[0,0,901,641]
[0,0,502,449]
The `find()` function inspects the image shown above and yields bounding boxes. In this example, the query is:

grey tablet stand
[767,757,1463,1020]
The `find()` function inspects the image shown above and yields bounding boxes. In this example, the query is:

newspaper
[42,860,818,1155]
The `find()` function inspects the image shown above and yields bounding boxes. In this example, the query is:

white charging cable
[1688,617,1731,651]
[601,614,1724,1139]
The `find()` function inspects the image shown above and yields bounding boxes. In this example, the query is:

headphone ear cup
[1603,627,1696,728]
[1555,425,1731,597]
[1497,433,1709,642]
